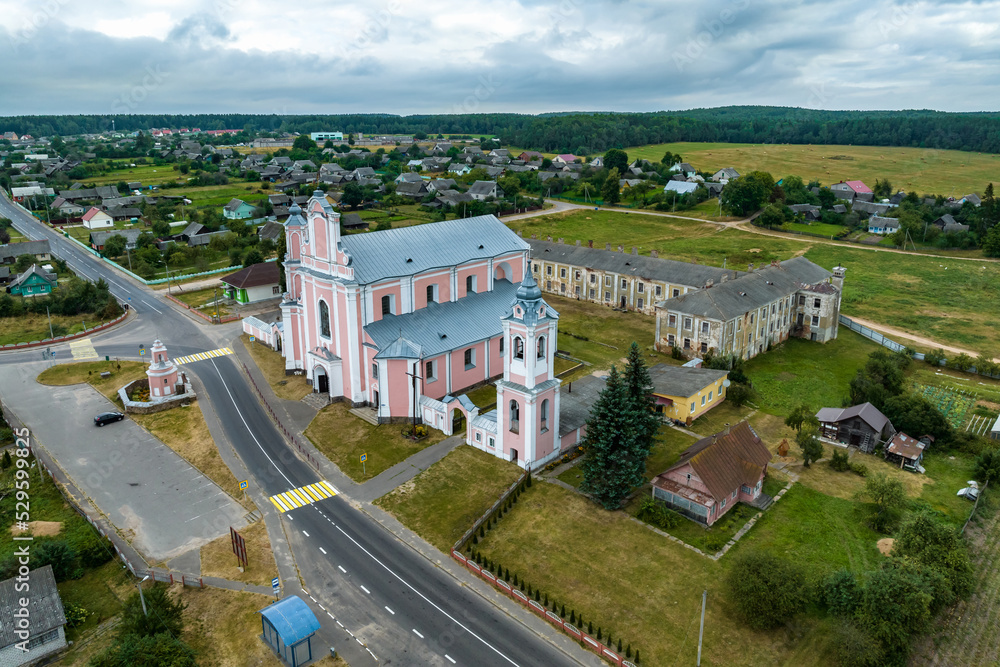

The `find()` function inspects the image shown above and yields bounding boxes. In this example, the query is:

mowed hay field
[626,142,1000,195]
[508,209,1000,353]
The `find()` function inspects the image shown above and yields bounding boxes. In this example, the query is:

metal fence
[838,315,910,354]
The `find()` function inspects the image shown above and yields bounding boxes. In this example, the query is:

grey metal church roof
[366,279,519,359]
[342,214,528,285]
[657,257,833,321]
[528,239,739,289]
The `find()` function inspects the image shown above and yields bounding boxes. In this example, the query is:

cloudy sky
[1,0,998,115]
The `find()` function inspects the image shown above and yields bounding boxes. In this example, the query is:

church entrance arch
[451,408,466,434]
[315,366,329,394]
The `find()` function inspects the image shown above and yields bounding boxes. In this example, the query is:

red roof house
[650,421,773,526]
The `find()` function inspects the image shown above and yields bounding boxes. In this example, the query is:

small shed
[258,596,321,667]
[885,432,925,471]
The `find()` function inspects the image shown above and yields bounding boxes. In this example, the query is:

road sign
[139,349,145,356]
[360,453,367,463]
[271,577,280,599]
[240,480,248,490]
[249,335,255,342]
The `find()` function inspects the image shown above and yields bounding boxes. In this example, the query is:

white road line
[209,359,519,665]
[333,523,521,665]
[336,620,344,628]
[209,361,295,487]
[360,585,370,594]
[413,629,424,639]
[302,530,310,537]
[318,603,325,610]
[309,595,316,602]
[446,655,456,664]
[385,606,395,615]
[367,648,377,659]
[355,638,364,646]
[338,566,346,573]
[319,547,327,555]
[327,612,335,620]
[142,299,163,313]
[286,515,293,521]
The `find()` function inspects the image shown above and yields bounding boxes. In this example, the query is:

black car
[94,412,125,426]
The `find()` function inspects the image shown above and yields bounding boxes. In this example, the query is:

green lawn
[57,560,129,641]
[0,310,118,346]
[374,445,524,551]
[305,403,446,482]
[79,164,188,187]
[803,244,1000,353]
[783,221,850,237]
[742,331,883,417]
[917,452,978,526]
[688,402,757,437]
[624,141,1000,196]
[542,292,674,378]
[476,481,866,667]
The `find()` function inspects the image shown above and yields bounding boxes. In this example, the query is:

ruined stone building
[653,258,845,360]
[527,238,740,315]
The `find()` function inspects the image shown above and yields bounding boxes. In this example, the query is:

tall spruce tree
[580,366,646,509]
[622,341,660,466]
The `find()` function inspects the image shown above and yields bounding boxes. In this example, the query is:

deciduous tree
[603,148,628,174]
[725,550,809,630]
[601,168,621,205]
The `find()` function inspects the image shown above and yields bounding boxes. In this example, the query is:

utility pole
[697,590,707,666]
[214,285,219,323]
[46,306,53,339]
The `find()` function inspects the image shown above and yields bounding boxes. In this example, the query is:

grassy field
[509,208,1000,352]
[542,292,675,379]
[626,142,999,196]
[783,221,850,237]
[37,360,147,398]
[475,481,870,666]
[0,311,119,346]
[78,164,187,187]
[375,445,524,551]
[305,402,446,482]
[241,334,313,401]
[175,585,285,667]
[199,519,277,586]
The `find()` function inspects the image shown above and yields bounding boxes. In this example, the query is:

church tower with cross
[494,263,562,468]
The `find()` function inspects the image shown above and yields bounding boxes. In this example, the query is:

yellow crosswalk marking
[70,338,99,360]
[173,347,235,365]
[268,481,339,513]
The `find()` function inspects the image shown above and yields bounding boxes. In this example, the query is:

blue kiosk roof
[259,596,321,646]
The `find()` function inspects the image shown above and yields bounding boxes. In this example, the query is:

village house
[89,228,142,252]
[8,264,56,296]
[711,167,740,182]
[0,239,51,265]
[468,180,504,201]
[815,402,895,453]
[651,421,773,526]
[664,181,699,196]
[0,565,68,666]
[654,258,845,360]
[81,206,114,229]
[221,261,281,304]
[649,363,729,423]
[867,215,900,235]
[932,214,970,234]
[527,238,737,314]
[670,162,697,178]
[884,432,925,471]
[551,154,578,165]
[223,198,256,220]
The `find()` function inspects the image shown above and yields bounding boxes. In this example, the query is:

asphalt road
[0,193,590,666]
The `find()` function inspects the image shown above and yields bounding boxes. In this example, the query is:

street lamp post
[137,575,150,616]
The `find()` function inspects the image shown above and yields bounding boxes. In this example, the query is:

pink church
[279,192,595,468]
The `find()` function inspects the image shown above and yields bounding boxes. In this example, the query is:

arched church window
[537,336,546,359]
[509,400,520,433]
[513,337,524,360]
[319,300,331,338]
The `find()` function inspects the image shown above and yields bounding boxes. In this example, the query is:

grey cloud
[167,13,232,45]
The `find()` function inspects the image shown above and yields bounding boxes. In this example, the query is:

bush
[924,349,947,367]
[849,461,868,477]
[974,447,1000,484]
[828,619,882,667]
[829,450,851,472]
[34,540,80,582]
[820,569,862,616]
[636,497,682,531]
[725,550,810,630]
[726,383,754,407]
[64,602,89,628]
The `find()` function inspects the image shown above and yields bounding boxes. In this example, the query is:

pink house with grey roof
[280,191,580,468]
